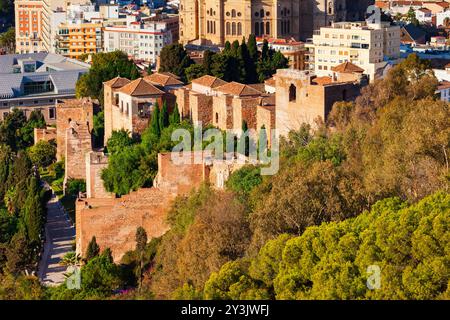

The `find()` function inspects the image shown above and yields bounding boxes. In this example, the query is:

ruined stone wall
[56,98,94,161]
[85,151,113,199]
[212,95,233,131]
[174,87,190,120]
[256,105,275,146]
[103,85,115,143]
[65,121,92,182]
[232,98,259,132]
[34,127,57,145]
[323,82,362,117]
[190,92,213,126]
[275,70,327,137]
[76,152,208,262]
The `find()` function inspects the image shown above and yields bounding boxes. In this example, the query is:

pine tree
[170,103,181,125]
[159,101,169,130]
[86,236,100,261]
[149,102,161,137]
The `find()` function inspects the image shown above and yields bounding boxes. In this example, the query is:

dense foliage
[136,54,449,300]
[162,36,288,84]
[205,192,449,300]
[75,51,139,105]
[101,105,187,195]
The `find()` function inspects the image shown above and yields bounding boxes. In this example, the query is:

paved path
[38,190,75,286]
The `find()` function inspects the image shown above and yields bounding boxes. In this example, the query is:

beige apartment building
[307,21,401,82]
[179,0,374,45]
[56,21,102,59]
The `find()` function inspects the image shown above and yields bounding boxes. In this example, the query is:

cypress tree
[240,120,250,156]
[159,101,169,130]
[22,177,43,246]
[224,41,231,53]
[86,236,100,261]
[149,102,161,137]
[247,34,258,61]
[170,103,181,125]
[135,226,147,291]
[231,40,240,56]
[202,50,215,75]
[261,39,269,61]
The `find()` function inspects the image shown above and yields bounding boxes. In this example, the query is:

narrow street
[38,191,75,286]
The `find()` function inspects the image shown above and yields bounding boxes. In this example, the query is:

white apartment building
[104,19,173,64]
[306,21,401,82]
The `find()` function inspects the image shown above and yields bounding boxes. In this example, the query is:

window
[226,22,231,35]
[260,9,264,17]
[232,9,236,18]
[49,107,56,119]
[266,22,270,35]
[289,84,296,102]
[232,22,236,35]
[215,113,219,123]
[255,22,260,36]
[237,22,242,35]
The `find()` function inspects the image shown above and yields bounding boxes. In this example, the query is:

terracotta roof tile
[438,81,450,90]
[312,76,333,85]
[215,81,263,97]
[159,71,181,79]
[247,83,266,93]
[331,61,365,74]
[264,77,276,87]
[144,72,184,86]
[191,75,228,88]
[103,76,131,88]
[118,78,165,96]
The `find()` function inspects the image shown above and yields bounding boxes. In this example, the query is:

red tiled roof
[118,78,165,96]
[144,72,184,86]
[191,75,228,88]
[312,76,333,85]
[331,61,365,74]
[103,77,131,88]
[215,81,263,97]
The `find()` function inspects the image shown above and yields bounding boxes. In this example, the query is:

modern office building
[0,53,90,123]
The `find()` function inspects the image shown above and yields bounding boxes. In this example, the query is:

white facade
[104,21,172,63]
[416,9,432,24]
[436,10,450,27]
[307,21,401,82]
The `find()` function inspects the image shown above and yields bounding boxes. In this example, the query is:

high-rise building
[15,0,46,53]
[15,0,87,54]
[306,21,401,82]
[179,0,374,46]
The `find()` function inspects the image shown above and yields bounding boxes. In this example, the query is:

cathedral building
[179,0,374,45]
